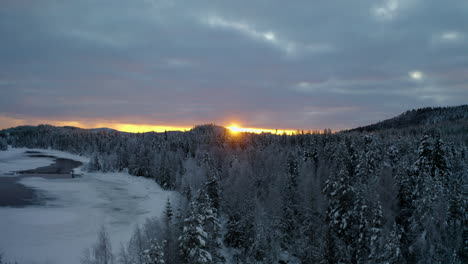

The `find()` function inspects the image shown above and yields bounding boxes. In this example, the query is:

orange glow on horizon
[0,116,192,133]
[114,124,192,133]
[0,116,313,135]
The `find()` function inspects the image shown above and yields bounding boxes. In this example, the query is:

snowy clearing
[0,148,176,264]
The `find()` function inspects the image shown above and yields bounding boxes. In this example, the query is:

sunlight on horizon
[0,116,305,135]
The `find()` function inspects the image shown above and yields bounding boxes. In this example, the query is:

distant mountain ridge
[348,105,468,133]
[2,105,467,135]
[88,127,119,133]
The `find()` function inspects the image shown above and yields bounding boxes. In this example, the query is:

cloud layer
[1,0,467,130]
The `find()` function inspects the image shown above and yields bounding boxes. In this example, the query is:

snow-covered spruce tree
[353,191,384,263]
[406,134,451,263]
[355,135,381,185]
[88,154,102,172]
[205,170,221,211]
[323,144,357,262]
[249,204,281,263]
[281,153,301,250]
[0,137,7,151]
[368,202,384,262]
[396,136,431,262]
[224,209,254,250]
[142,239,165,264]
[322,227,341,264]
[203,153,221,210]
[163,198,178,264]
[353,136,385,263]
[179,190,224,263]
[155,152,171,189]
[183,185,192,202]
[352,192,373,263]
[380,223,406,264]
[432,136,450,187]
[395,167,414,261]
[446,172,466,263]
[179,195,212,264]
[439,138,465,262]
[165,198,174,225]
[197,190,225,263]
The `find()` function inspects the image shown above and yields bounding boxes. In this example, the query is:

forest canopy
[1,105,467,264]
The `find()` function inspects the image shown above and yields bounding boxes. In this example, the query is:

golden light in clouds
[0,116,192,133]
[0,116,300,135]
[114,124,192,133]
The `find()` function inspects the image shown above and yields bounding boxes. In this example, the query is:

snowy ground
[0,147,176,264]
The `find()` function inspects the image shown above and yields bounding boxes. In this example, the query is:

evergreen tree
[447,173,466,262]
[281,154,301,249]
[183,185,192,201]
[163,198,177,263]
[158,153,174,189]
[165,198,173,224]
[205,172,221,210]
[0,137,7,151]
[196,191,225,263]
[354,191,372,263]
[368,202,384,262]
[407,135,450,263]
[322,227,341,264]
[179,198,212,264]
[224,211,254,249]
[179,190,224,264]
[88,154,101,171]
[380,224,405,264]
[356,135,381,185]
[323,146,356,262]
[142,240,165,264]
[432,136,450,186]
[204,153,221,210]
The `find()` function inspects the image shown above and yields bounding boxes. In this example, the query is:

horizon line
[0,122,335,135]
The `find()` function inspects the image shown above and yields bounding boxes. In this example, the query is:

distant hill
[190,124,226,134]
[348,105,468,133]
[1,125,120,135]
[2,106,467,137]
[89,127,118,133]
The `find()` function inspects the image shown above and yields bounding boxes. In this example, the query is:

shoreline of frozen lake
[0,147,176,264]
[0,153,83,206]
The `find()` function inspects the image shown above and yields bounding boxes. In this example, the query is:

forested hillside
[349,105,468,133]
[1,106,467,264]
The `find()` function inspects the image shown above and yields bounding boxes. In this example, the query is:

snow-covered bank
[0,147,53,175]
[0,148,176,264]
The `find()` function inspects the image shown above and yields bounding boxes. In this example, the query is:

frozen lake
[0,148,175,264]
[0,153,82,206]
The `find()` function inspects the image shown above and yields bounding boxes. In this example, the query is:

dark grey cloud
[1,0,467,130]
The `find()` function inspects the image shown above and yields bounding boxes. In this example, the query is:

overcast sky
[1,0,467,130]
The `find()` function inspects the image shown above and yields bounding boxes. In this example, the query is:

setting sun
[0,116,305,135]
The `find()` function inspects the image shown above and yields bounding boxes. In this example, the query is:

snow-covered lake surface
[0,147,175,264]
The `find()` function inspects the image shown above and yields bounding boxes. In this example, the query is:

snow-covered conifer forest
[1,105,467,264]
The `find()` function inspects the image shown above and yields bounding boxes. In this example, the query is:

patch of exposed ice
[0,148,175,264]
